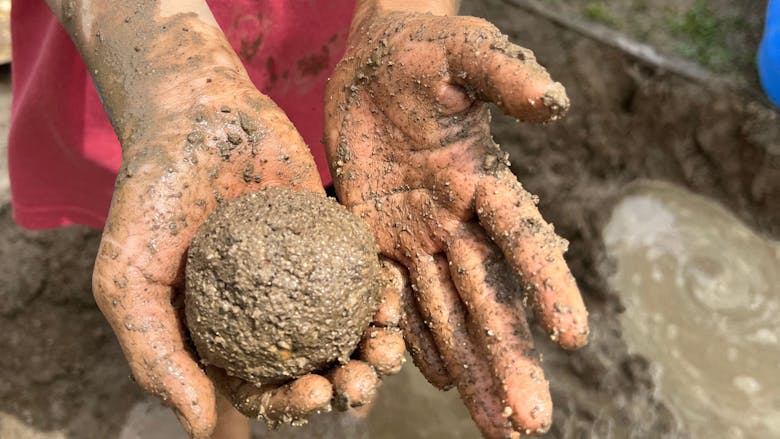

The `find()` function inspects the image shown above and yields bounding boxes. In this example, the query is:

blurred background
[0,1,778,438]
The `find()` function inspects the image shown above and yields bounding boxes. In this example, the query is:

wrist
[351,0,459,31]
[54,1,250,145]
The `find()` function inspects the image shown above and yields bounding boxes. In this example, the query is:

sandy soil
[1,1,778,438]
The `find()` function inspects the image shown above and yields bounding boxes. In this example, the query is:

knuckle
[91,236,127,299]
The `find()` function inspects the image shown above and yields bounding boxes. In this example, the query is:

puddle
[603,181,780,439]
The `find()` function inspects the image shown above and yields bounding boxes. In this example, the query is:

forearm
[43,0,247,145]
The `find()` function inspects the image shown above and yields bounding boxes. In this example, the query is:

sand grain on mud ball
[185,188,381,384]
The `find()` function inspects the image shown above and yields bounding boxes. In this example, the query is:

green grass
[584,1,616,25]
[670,0,739,71]
[551,0,757,77]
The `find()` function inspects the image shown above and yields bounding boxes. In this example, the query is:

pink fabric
[9,0,354,230]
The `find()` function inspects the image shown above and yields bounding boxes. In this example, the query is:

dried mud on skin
[0,1,778,438]
[185,188,381,384]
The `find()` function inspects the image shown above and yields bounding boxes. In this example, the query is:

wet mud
[186,188,380,383]
[1,0,778,437]
[604,181,780,439]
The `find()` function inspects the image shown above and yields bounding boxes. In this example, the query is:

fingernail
[541,82,570,121]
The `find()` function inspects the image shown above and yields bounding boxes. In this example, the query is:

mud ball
[185,188,381,384]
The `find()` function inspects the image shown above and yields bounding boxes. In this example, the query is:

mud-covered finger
[328,360,380,410]
[448,225,552,433]
[374,258,404,327]
[359,326,405,376]
[438,16,569,122]
[475,172,589,349]
[208,367,332,427]
[262,374,333,424]
[380,257,451,387]
[409,253,519,439]
[399,271,453,390]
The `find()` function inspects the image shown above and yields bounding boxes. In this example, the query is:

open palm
[325,12,589,437]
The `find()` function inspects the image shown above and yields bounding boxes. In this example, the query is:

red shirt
[9,0,353,229]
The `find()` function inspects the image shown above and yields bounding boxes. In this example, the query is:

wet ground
[1,0,779,438]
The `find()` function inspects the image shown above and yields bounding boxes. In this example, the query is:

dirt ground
[1,1,779,438]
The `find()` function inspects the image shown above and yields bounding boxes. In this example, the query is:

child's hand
[324,10,589,438]
[43,1,405,436]
[92,82,403,438]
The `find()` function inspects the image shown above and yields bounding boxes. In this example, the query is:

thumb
[92,236,217,438]
[441,16,570,122]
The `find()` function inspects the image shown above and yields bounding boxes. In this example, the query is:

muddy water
[603,181,780,439]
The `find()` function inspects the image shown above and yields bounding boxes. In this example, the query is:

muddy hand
[41,0,399,434]
[93,83,405,433]
[90,79,337,436]
[324,6,589,437]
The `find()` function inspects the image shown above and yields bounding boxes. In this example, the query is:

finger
[359,327,406,376]
[448,226,552,433]
[208,367,332,427]
[375,257,452,390]
[399,274,454,390]
[92,244,217,438]
[374,258,404,327]
[440,17,570,122]
[328,360,380,410]
[475,172,589,349]
[254,374,333,426]
[410,254,519,439]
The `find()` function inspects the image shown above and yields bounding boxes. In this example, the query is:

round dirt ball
[185,187,381,384]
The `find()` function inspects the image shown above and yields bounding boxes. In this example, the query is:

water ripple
[604,181,780,439]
